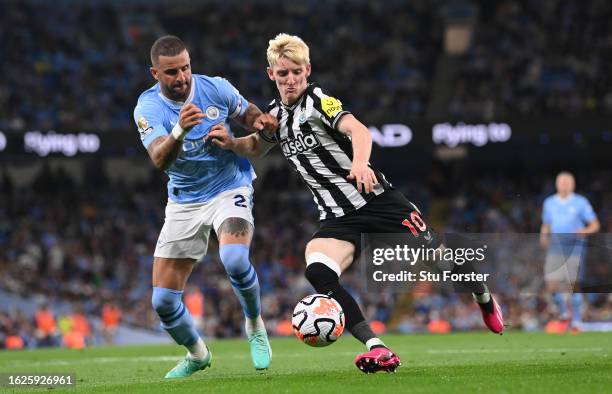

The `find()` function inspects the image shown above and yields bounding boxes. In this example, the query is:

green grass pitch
[1,332,611,393]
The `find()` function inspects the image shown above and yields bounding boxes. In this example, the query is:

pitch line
[4,348,609,367]
[427,347,604,354]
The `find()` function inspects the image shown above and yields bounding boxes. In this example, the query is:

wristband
[171,123,189,141]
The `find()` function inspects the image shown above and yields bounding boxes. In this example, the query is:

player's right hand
[347,161,378,194]
[179,103,206,131]
[253,113,278,135]
[205,123,235,150]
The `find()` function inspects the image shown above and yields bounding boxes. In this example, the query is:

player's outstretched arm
[337,114,379,194]
[235,103,278,134]
[147,104,205,170]
[206,123,276,158]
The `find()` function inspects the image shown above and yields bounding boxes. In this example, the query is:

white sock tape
[306,252,342,277]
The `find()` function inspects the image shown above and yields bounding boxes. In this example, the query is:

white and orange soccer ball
[292,294,345,347]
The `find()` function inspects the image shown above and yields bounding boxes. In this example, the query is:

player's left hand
[347,161,378,194]
[205,123,235,150]
[253,113,278,137]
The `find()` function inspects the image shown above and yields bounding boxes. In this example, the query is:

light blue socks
[152,287,199,346]
[219,244,262,319]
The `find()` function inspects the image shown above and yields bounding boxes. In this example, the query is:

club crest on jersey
[280,132,321,157]
[206,106,220,120]
[137,116,153,140]
[298,112,308,124]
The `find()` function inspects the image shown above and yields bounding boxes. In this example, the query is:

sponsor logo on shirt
[280,132,321,157]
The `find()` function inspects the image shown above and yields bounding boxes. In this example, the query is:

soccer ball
[292,294,345,347]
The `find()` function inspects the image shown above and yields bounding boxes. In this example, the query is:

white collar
[555,192,574,202]
[158,76,197,108]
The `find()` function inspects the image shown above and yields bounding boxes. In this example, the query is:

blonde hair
[267,33,310,67]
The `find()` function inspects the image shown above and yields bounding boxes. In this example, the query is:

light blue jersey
[543,193,597,256]
[134,74,255,203]
[542,193,597,234]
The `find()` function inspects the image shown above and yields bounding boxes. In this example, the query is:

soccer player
[133,35,277,378]
[208,33,504,373]
[540,172,599,331]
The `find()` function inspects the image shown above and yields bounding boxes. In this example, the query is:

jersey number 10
[402,211,427,237]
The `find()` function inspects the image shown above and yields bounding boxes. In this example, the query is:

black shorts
[312,189,442,258]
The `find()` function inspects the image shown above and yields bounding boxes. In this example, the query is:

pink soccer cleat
[354,347,401,374]
[477,295,504,334]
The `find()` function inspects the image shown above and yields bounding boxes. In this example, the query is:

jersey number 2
[233,195,247,208]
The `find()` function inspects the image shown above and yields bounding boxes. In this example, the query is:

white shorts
[544,246,585,285]
[154,186,254,261]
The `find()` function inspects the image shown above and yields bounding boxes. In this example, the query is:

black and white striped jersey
[262,83,391,220]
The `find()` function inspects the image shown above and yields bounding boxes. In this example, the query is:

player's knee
[306,239,354,270]
[305,261,340,289]
[219,244,251,276]
[151,287,182,316]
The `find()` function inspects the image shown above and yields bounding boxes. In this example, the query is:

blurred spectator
[63,329,86,350]
[185,285,205,332]
[427,312,452,334]
[370,321,387,335]
[58,314,74,338]
[4,332,25,350]
[34,304,59,347]
[102,302,122,345]
[72,309,92,345]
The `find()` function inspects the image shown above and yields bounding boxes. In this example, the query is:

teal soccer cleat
[248,330,272,370]
[164,350,212,378]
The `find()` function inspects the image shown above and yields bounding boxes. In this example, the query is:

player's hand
[205,123,235,150]
[539,234,550,248]
[347,161,378,194]
[179,103,206,131]
[576,228,589,237]
[253,113,278,137]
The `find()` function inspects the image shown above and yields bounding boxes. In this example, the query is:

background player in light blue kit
[134,35,278,378]
[540,172,600,331]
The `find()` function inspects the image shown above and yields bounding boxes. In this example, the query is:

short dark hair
[150,35,187,66]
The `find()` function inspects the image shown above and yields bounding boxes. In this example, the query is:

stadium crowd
[1,164,610,349]
[0,0,439,133]
[4,0,612,136]
[447,0,612,119]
